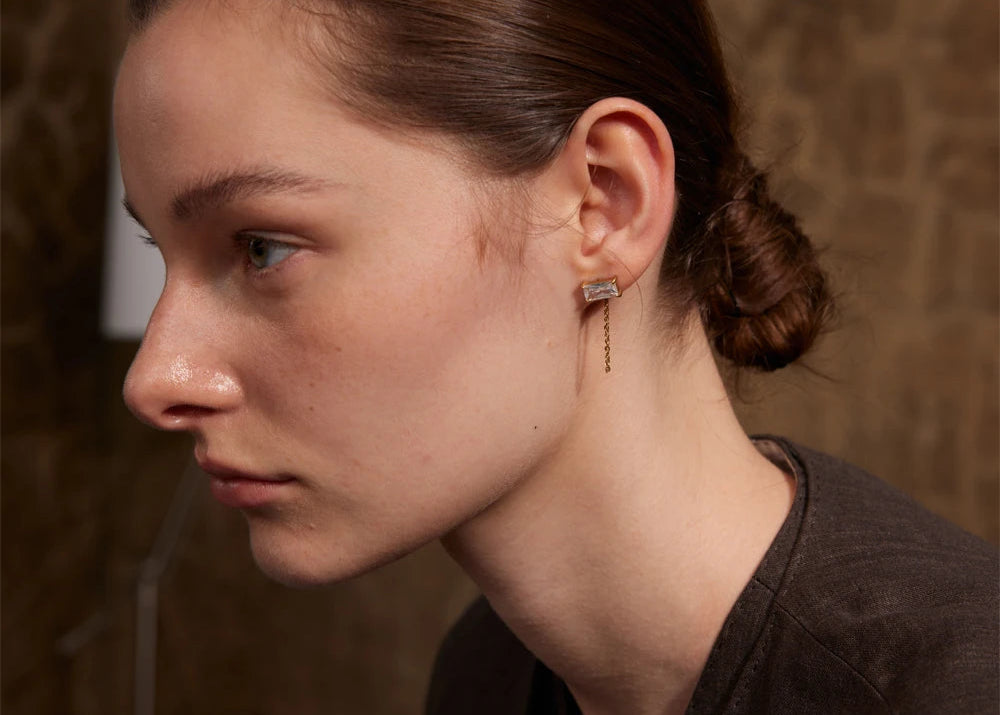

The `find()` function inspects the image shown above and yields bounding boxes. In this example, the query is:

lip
[198,458,296,509]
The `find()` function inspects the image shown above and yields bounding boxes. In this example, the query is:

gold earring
[581,277,621,373]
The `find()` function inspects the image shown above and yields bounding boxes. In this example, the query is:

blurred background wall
[2,0,996,713]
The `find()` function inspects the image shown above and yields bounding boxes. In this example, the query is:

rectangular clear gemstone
[582,278,620,302]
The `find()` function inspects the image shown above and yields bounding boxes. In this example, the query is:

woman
[116,0,998,712]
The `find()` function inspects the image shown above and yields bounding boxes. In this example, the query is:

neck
[441,324,793,715]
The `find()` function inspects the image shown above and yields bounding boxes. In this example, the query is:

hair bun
[702,158,834,371]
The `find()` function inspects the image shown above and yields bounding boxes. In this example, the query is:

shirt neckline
[529,436,810,715]
[684,436,809,713]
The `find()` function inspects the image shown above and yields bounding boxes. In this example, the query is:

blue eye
[245,235,298,270]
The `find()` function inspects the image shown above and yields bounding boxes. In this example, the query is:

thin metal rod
[134,459,202,715]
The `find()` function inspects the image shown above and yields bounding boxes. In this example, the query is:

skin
[116,2,795,713]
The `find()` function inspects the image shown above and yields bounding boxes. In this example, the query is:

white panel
[100,141,165,340]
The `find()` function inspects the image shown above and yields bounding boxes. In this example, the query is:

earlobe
[558,98,676,293]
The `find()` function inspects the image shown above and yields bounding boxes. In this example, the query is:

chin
[244,520,421,588]
[251,551,337,588]
[247,533,367,587]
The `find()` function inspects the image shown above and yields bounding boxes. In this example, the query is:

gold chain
[603,298,611,373]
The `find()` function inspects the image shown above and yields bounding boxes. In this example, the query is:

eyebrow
[121,166,332,228]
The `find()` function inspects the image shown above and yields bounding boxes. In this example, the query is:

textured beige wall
[3,1,996,714]
[711,0,999,543]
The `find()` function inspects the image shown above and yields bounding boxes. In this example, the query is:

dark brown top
[425,438,999,714]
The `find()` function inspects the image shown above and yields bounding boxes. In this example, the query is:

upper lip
[196,457,292,483]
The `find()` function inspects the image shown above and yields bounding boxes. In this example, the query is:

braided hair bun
[700,158,834,371]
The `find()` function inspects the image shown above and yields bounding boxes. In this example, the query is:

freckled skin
[116,6,802,710]
[116,2,581,585]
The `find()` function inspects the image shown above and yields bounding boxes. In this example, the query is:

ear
[551,98,676,294]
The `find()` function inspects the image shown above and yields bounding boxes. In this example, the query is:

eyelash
[136,232,298,276]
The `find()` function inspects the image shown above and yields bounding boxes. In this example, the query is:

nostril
[163,405,217,420]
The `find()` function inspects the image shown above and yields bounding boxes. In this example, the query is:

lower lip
[209,477,295,508]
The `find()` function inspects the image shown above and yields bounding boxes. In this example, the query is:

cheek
[223,228,579,582]
[247,243,578,493]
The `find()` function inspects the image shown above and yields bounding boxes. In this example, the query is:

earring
[581,277,621,373]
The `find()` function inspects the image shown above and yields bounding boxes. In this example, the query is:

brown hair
[128,0,833,371]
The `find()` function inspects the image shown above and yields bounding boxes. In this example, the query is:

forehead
[112,0,382,222]
[115,2,317,143]
[113,0,487,232]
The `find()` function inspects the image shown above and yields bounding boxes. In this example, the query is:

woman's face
[116,2,582,585]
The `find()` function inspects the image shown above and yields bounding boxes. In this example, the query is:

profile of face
[116,2,590,585]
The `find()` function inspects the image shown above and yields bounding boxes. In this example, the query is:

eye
[244,234,298,270]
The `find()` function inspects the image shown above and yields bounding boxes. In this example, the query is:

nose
[123,287,243,431]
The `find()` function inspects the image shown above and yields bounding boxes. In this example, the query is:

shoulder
[766,439,999,712]
[425,596,537,715]
[780,439,997,597]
